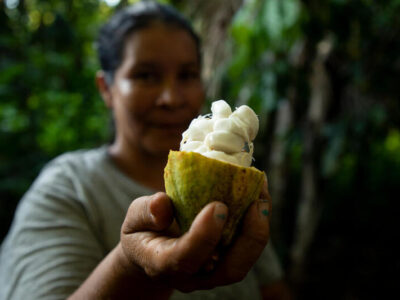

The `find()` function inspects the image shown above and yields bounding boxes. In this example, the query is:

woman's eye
[179,71,200,81]
[132,71,159,83]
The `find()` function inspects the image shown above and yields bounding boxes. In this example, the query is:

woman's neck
[108,141,168,192]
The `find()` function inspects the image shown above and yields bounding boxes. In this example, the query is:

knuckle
[144,266,161,278]
[247,227,269,248]
[166,253,199,275]
[150,254,170,277]
[174,258,198,275]
[154,191,165,199]
[200,234,220,250]
[145,256,172,279]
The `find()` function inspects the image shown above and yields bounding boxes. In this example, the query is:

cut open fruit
[164,150,264,247]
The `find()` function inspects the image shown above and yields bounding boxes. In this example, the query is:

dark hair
[97,1,201,85]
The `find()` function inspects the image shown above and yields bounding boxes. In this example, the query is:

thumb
[122,192,174,235]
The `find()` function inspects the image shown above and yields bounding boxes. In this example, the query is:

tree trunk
[289,35,333,287]
[181,0,243,98]
[268,99,293,248]
[267,39,307,259]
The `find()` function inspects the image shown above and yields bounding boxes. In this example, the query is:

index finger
[259,173,271,202]
[123,200,228,281]
[163,201,228,275]
[192,196,270,290]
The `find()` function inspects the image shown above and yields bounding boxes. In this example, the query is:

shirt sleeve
[252,242,284,287]
[0,160,106,300]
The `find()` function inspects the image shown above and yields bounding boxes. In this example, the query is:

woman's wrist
[69,243,173,300]
[114,242,174,299]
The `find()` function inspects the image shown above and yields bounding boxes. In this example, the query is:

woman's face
[109,23,204,156]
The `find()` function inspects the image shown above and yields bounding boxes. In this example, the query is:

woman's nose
[156,80,183,108]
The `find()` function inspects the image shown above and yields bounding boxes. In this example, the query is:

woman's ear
[96,70,113,109]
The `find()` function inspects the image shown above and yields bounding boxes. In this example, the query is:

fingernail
[214,203,228,222]
[259,202,269,218]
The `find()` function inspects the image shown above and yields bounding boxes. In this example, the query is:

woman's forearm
[68,243,173,300]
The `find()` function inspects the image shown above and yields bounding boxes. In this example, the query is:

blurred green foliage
[219,0,400,297]
[222,0,400,204]
[0,0,114,236]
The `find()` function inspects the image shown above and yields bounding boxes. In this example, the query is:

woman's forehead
[122,23,199,66]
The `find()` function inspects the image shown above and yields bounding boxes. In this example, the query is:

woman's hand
[119,178,271,293]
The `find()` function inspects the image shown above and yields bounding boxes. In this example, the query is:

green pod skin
[164,150,264,247]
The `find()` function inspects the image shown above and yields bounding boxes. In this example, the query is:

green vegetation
[219,0,399,297]
[1,0,113,233]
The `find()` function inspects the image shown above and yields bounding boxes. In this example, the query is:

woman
[0,2,286,299]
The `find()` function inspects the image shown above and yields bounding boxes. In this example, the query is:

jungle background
[1,0,399,299]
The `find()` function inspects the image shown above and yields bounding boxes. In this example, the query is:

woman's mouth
[148,122,188,134]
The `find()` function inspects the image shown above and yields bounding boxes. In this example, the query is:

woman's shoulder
[37,146,108,180]
[23,146,111,201]
[47,145,108,170]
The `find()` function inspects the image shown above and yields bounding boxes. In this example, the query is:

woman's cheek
[118,79,151,114]
[118,79,133,95]
[186,86,205,109]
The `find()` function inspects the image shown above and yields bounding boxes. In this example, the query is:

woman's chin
[143,138,181,157]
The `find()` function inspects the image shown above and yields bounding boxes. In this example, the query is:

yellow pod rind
[164,150,264,247]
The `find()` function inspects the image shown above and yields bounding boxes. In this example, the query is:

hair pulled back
[97,1,201,85]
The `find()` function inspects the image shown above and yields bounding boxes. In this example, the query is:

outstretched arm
[69,181,271,299]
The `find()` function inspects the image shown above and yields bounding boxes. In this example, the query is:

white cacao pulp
[180,100,259,167]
